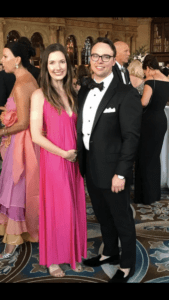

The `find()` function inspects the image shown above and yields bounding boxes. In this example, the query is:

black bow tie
[81,77,104,91]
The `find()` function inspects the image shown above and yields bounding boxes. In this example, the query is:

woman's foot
[49,264,65,278]
[73,262,83,272]
[0,244,19,260]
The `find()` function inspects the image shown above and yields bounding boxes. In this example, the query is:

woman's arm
[141,77,154,107]
[30,89,77,161]
[141,84,153,107]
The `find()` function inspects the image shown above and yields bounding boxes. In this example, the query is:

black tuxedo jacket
[77,75,143,189]
[113,63,131,85]
[0,71,15,107]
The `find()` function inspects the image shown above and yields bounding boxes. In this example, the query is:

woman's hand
[64,149,77,162]
[0,128,7,137]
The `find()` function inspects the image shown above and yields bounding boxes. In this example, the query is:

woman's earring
[15,64,19,69]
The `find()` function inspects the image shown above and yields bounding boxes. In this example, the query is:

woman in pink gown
[0,42,39,259]
[30,43,87,277]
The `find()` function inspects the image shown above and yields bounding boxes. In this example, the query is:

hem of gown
[39,256,87,270]
[0,214,38,244]
[0,204,25,222]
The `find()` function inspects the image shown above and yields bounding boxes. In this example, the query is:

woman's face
[1,48,17,73]
[47,51,67,82]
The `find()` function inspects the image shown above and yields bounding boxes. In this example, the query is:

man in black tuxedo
[0,71,15,107]
[113,41,131,85]
[162,61,169,77]
[77,37,142,283]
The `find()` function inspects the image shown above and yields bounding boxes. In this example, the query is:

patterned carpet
[0,186,169,283]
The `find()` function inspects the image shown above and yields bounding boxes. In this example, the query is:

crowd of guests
[0,35,168,282]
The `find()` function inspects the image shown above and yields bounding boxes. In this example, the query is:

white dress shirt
[82,72,113,150]
[115,61,127,84]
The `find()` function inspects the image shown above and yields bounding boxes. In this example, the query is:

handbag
[143,79,155,114]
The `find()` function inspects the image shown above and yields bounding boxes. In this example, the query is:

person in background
[113,41,131,85]
[127,59,145,95]
[162,61,169,77]
[0,41,39,260]
[0,37,40,108]
[76,65,90,86]
[134,54,169,205]
[72,76,80,94]
[18,37,40,82]
[30,43,87,278]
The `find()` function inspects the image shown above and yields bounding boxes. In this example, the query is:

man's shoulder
[116,81,133,92]
[115,82,140,100]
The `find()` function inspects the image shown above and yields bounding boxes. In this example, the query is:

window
[66,35,78,66]
[82,37,93,65]
[151,18,169,53]
[31,32,44,67]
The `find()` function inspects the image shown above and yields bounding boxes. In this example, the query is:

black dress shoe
[108,266,135,283]
[83,254,119,267]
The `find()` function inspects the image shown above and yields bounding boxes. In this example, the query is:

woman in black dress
[134,55,169,205]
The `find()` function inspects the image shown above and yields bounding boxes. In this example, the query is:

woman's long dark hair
[39,43,77,114]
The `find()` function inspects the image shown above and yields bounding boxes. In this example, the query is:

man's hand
[111,174,125,193]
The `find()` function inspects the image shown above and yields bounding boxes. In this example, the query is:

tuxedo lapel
[91,77,118,135]
[113,64,123,83]
[77,86,89,134]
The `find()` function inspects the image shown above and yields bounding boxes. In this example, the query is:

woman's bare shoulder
[144,76,154,82]
[31,88,45,110]
[31,88,44,99]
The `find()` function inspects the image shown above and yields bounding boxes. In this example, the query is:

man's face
[90,42,116,82]
[116,43,130,65]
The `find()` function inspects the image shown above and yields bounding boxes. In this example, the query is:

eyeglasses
[91,54,114,62]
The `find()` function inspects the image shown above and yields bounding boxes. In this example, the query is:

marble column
[132,34,137,54]
[77,45,83,66]
[49,25,57,44]
[125,33,132,48]
[0,18,5,61]
[58,27,65,46]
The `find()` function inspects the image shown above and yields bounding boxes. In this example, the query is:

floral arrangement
[0,109,17,128]
[129,45,149,63]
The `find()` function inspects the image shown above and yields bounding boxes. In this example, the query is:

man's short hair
[91,37,116,58]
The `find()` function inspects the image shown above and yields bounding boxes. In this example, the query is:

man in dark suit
[113,41,131,85]
[0,71,15,107]
[162,61,169,77]
[77,37,142,283]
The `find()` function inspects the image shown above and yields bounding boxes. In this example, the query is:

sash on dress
[0,108,39,241]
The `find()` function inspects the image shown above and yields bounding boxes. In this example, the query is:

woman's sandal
[73,262,83,272]
[49,264,65,278]
[0,244,19,260]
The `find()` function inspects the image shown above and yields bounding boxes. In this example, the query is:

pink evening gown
[39,99,87,270]
[0,97,39,244]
